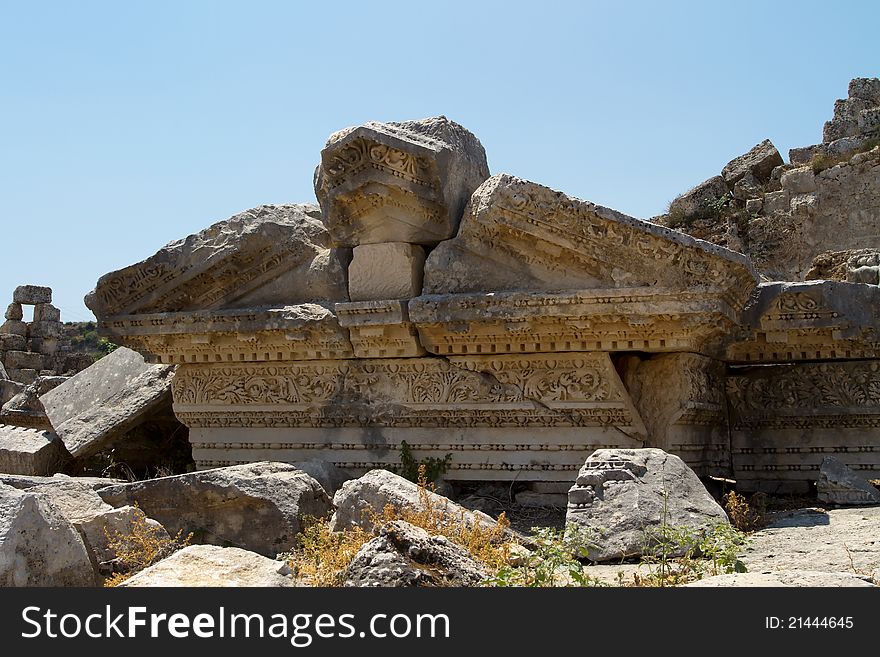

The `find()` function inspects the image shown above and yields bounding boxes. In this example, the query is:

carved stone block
[348,242,425,301]
[335,300,424,358]
[315,116,489,247]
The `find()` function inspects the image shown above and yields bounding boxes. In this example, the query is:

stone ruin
[0,285,65,387]
[82,82,880,496]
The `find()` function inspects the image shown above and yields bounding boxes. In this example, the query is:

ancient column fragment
[314,116,489,246]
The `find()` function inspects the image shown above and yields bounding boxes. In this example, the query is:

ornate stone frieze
[335,300,424,358]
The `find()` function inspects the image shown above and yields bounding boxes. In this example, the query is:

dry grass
[103,504,192,587]
[723,491,767,532]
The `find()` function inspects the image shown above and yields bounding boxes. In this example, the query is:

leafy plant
[393,440,451,484]
[487,524,604,587]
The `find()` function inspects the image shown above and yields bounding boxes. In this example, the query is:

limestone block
[565,448,728,562]
[0,424,69,476]
[348,242,426,301]
[0,473,123,491]
[4,303,22,321]
[12,285,51,305]
[32,303,61,322]
[0,380,24,406]
[762,189,790,214]
[28,337,59,355]
[86,204,348,319]
[789,144,822,166]
[40,346,174,459]
[0,483,96,586]
[780,166,817,194]
[0,334,26,351]
[336,299,425,358]
[790,193,818,216]
[846,251,880,285]
[668,175,729,218]
[343,520,490,587]
[4,350,44,370]
[315,116,490,246]
[824,117,859,143]
[0,320,27,336]
[7,368,37,385]
[721,139,784,185]
[745,198,763,214]
[732,172,761,201]
[331,469,504,536]
[28,320,62,339]
[817,456,880,506]
[423,174,756,297]
[98,462,332,557]
[120,545,296,587]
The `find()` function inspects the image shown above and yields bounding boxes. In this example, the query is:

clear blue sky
[1,1,878,322]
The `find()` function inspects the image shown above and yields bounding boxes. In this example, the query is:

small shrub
[723,491,766,532]
[103,504,192,586]
[281,517,370,587]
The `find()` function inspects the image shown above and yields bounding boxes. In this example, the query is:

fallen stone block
[817,456,880,506]
[293,459,353,498]
[0,482,96,586]
[331,468,503,535]
[721,139,784,185]
[0,473,123,490]
[119,545,296,587]
[0,375,66,429]
[98,462,332,557]
[566,448,729,562]
[4,350,43,371]
[0,423,69,475]
[13,285,51,305]
[344,520,490,587]
[315,116,490,246]
[0,379,24,406]
[40,346,175,459]
[668,175,729,218]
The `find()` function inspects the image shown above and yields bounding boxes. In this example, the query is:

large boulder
[817,456,880,506]
[98,462,332,557]
[120,545,296,587]
[566,448,729,562]
[39,346,175,459]
[721,139,784,185]
[0,483,96,586]
[343,520,489,587]
[330,469,501,535]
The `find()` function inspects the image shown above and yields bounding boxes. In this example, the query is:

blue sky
[1,1,877,321]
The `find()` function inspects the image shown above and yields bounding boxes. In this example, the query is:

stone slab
[13,285,51,305]
[348,242,425,301]
[0,424,69,476]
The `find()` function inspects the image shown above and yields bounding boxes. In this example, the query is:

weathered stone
[120,545,296,587]
[817,456,880,506]
[745,198,763,214]
[0,320,27,336]
[331,469,501,534]
[28,320,62,339]
[565,448,728,562]
[423,174,755,297]
[86,204,349,319]
[40,346,174,459]
[28,337,60,355]
[732,172,762,201]
[859,107,880,135]
[0,376,66,429]
[824,117,859,143]
[335,299,425,358]
[7,368,38,385]
[0,334,26,352]
[32,303,60,323]
[790,192,819,216]
[0,424,68,475]
[825,135,870,159]
[343,520,490,587]
[684,571,875,587]
[4,350,43,371]
[293,459,353,497]
[789,144,822,166]
[668,175,729,218]
[315,116,489,247]
[846,251,880,285]
[848,77,880,104]
[348,242,426,301]
[0,483,95,586]
[98,462,332,557]
[780,166,817,194]
[0,473,123,491]
[721,139,784,185]
[0,379,24,406]
[13,285,51,305]
[762,189,790,214]
[4,303,22,321]
[514,491,567,508]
